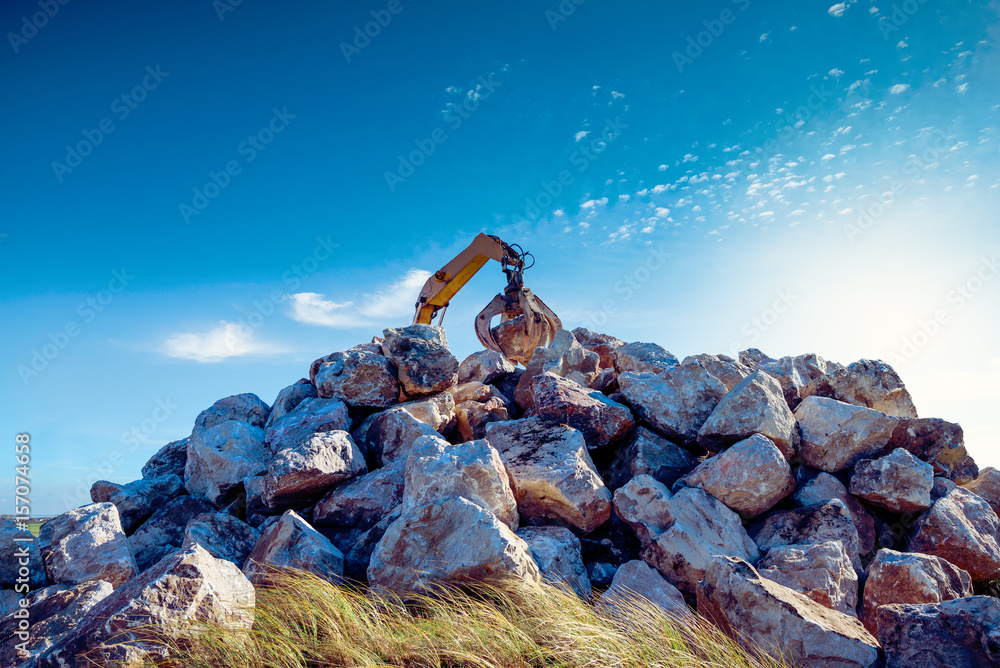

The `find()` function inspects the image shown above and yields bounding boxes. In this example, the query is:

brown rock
[849,448,934,513]
[738,347,773,369]
[697,556,879,668]
[697,369,799,457]
[514,329,601,410]
[877,596,1000,668]
[682,353,752,392]
[455,398,510,440]
[617,365,728,447]
[457,349,517,384]
[383,324,459,396]
[243,510,345,584]
[612,474,676,547]
[758,353,843,410]
[531,372,635,449]
[572,327,625,369]
[909,486,1000,583]
[679,433,795,518]
[38,503,137,588]
[802,359,918,418]
[310,344,399,408]
[399,391,456,434]
[757,541,859,617]
[887,417,978,484]
[485,418,611,533]
[794,472,877,556]
[750,499,863,571]
[861,548,973,636]
[963,466,1000,515]
[794,396,898,472]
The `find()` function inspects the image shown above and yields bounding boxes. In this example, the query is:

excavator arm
[412,233,562,363]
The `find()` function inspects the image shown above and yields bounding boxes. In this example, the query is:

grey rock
[141,437,189,479]
[182,512,259,566]
[758,353,843,410]
[310,344,399,409]
[751,499,863,571]
[264,396,351,453]
[849,448,934,513]
[878,596,1000,668]
[802,359,918,418]
[682,353,752,392]
[618,365,728,447]
[194,392,270,431]
[0,518,45,588]
[757,541,859,617]
[595,559,690,619]
[611,341,679,375]
[514,328,602,410]
[531,372,634,449]
[794,396,898,472]
[313,459,405,532]
[887,417,978,484]
[265,378,317,429]
[517,526,591,599]
[606,426,695,490]
[89,474,184,535]
[697,369,799,457]
[128,496,213,572]
[964,467,1000,515]
[457,349,517,385]
[909,486,1000,583]
[794,472,877,556]
[383,324,459,396]
[38,503,137,588]
[185,419,269,506]
[572,328,626,369]
[262,430,366,510]
[243,510,345,584]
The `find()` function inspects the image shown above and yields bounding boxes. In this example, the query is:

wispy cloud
[575,131,590,142]
[828,3,847,17]
[889,83,911,94]
[161,321,287,362]
[290,269,432,328]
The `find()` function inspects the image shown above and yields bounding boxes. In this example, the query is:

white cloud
[658,164,668,171]
[828,3,847,17]
[821,153,837,161]
[289,293,363,328]
[574,131,590,142]
[897,39,908,49]
[618,194,631,202]
[161,322,280,362]
[890,84,911,94]
[829,68,845,77]
[357,269,432,320]
[956,83,969,94]
[580,197,608,210]
[611,90,625,99]
[682,153,698,163]
[652,184,668,194]
[760,32,771,42]
[290,269,432,329]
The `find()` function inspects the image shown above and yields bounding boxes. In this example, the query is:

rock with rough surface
[531,372,635,449]
[383,324,459,396]
[964,467,1000,515]
[265,378,317,429]
[182,512,259,566]
[758,353,843,410]
[606,426,695,490]
[399,392,456,434]
[360,406,441,466]
[39,503,137,588]
[802,359,918,418]
[0,518,45,588]
[310,345,399,408]
[455,397,510,440]
[572,328,626,369]
[909,486,1000,583]
[682,353,752,392]
[264,397,351,453]
[612,474,676,547]
[697,556,879,668]
[368,497,540,594]
[514,328,602,410]
[313,459,405,532]
[611,341,679,375]
[618,366,728,447]
[403,435,518,530]
[794,472,877,556]
[89,474,184,535]
[757,541,859,617]
[485,418,611,533]
[243,510,345,584]
[141,437,189,479]
[738,347,773,369]
[877,596,1000,668]
[458,349,517,384]
[37,543,254,668]
[595,559,691,619]
[185,419,269,506]
[794,396,898,472]
[751,499,862,571]
[517,526,591,599]
[128,496,213,572]
[887,417,978,484]
[849,448,934,513]
[679,434,795,518]
[194,393,270,432]
[697,369,799,457]
[263,431,366,509]
[861,548,973,636]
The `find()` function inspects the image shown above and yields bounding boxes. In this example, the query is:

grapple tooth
[475,293,509,354]
[529,294,563,346]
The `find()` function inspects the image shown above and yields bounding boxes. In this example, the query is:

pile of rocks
[3,324,999,667]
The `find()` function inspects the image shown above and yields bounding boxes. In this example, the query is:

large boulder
[313,459,405,533]
[194,392,270,431]
[399,392,456,435]
[514,329,602,410]
[794,396,898,472]
[617,365,728,447]
[182,512,259,567]
[265,378,317,429]
[38,503,137,588]
[0,580,113,667]
[887,417,978,484]
[140,437,188,479]
[678,433,794,518]
[697,369,799,457]
[964,467,1000,515]
[264,397,351,453]
[402,435,518,530]
[485,418,611,533]
[611,341,679,375]
[454,396,510,441]
[262,431,366,510]
[614,476,760,593]
[88,474,184,535]
[37,543,254,667]
[310,344,399,408]
[128,496,213,572]
[184,419,269,506]
[0,518,45,588]
[606,426,694,490]
[571,328,625,369]
[750,499,863,571]
[517,526,591,599]
[802,359,918,418]
[368,497,540,594]
[595,559,690,619]
[681,353,752,392]
[531,372,635,449]
[358,406,440,466]
[243,510,345,584]
[457,349,516,384]
[697,556,879,668]
[383,324,459,396]
[794,472,877,556]
[849,448,934,513]
[756,541,859,617]
[861,548,973,636]
[877,596,1000,668]
[909,486,1000,583]
[757,353,843,410]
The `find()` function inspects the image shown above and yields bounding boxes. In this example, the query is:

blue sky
[1,0,997,515]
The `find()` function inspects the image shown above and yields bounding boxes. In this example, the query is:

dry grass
[139,569,790,668]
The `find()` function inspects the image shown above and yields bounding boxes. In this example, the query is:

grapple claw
[475,293,511,355]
